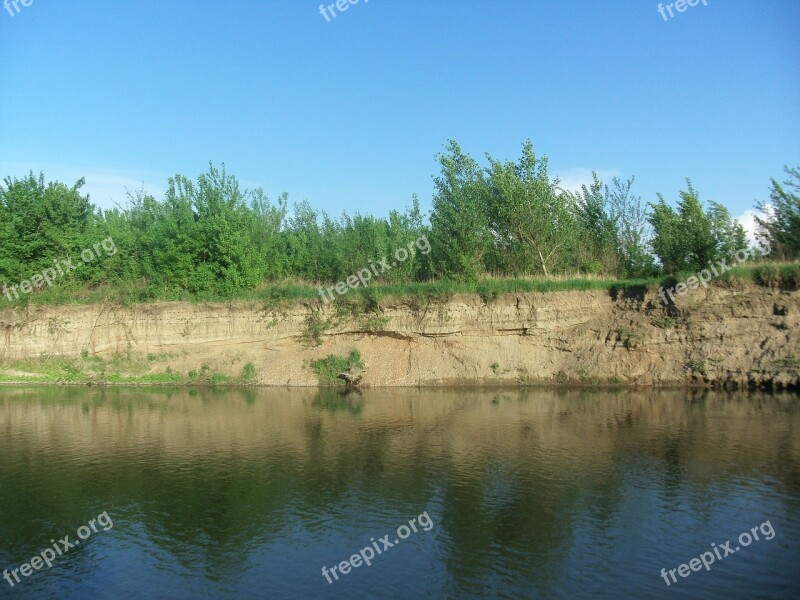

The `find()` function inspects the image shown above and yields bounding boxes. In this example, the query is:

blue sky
[1,0,798,235]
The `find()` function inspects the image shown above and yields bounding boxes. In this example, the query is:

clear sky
[1,0,798,234]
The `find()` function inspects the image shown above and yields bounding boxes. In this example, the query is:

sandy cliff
[0,281,798,388]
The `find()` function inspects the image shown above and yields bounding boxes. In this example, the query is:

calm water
[0,387,798,599]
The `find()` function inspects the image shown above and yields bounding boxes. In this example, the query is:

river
[0,387,798,599]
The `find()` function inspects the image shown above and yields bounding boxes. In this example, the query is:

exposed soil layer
[1,282,798,388]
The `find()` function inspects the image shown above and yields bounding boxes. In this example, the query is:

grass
[310,350,365,386]
[651,316,677,329]
[0,354,175,385]
[775,357,800,369]
[614,326,644,349]
[241,362,257,382]
[2,261,798,311]
[0,354,245,386]
[686,360,707,375]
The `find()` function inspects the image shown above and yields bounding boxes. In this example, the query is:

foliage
[429,141,490,280]
[241,362,257,382]
[755,166,800,260]
[649,180,747,273]
[310,350,365,386]
[301,311,331,346]
[1,150,795,306]
[486,141,578,277]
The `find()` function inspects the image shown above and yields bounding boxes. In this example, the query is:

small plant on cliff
[775,356,800,368]
[651,316,676,329]
[310,350,365,386]
[242,362,257,382]
[357,313,390,331]
[578,368,599,386]
[614,326,644,349]
[478,286,499,305]
[302,310,331,347]
[687,360,706,375]
[210,372,230,385]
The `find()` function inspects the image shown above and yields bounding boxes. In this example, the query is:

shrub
[310,350,364,386]
[242,362,257,382]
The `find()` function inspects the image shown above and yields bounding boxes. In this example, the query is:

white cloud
[734,209,763,246]
[553,167,622,194]
[0,161,166,210]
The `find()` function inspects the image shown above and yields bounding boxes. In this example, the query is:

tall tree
[607,177,655,278]
[429,141,490,280]
[650,180,716,272]
[755,166,800,259]
[486,141,577,277]
[571,173,618,275]
[0,172,99,284]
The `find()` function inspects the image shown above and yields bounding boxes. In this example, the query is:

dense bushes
[0,146,794,303]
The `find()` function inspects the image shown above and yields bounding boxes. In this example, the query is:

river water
[0,387,798,599]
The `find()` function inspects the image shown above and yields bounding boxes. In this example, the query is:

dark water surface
[0,387,798,599]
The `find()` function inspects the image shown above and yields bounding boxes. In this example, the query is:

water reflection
[0,387,798,599]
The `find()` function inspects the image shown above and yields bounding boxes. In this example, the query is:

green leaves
[485,140,577,277]
[430,140,490,280]
[0,172,99,284]
[649,179,747,274]
[1,153,791,303]
[755,166,800,260]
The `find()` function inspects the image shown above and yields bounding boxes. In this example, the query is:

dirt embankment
[0,282,798,388]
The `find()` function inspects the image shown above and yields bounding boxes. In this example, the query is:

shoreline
[1,282,798,390]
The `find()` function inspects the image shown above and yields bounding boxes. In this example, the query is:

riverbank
[1,274,798,389]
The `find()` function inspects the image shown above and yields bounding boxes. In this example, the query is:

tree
[607,177,655,278]
[755,166,800,260]
[650,181,715,272]
[0,172,99,284]
[429,141,490,280]
[485,141,578,277]
[571,173,618,275]
[708,201,747,257]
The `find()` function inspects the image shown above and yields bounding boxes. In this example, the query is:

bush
[242,362,257,382]
[752,262,800,289]
[302,311,330,346]
[310,350,364,386]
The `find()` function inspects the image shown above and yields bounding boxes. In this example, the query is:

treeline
[0,141,798,300]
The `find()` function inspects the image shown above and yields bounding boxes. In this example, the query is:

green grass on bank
[1,262,798,311]
[0,353,258,387]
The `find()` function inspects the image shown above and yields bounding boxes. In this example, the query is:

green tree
[755,166,800,259]
[650,180,716,272]
[0,172,99,284]
[429,141,490,279]
[607,177,655,278]
[708,201,747,257]
[486,141,577,277]
[571,173,618,275]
